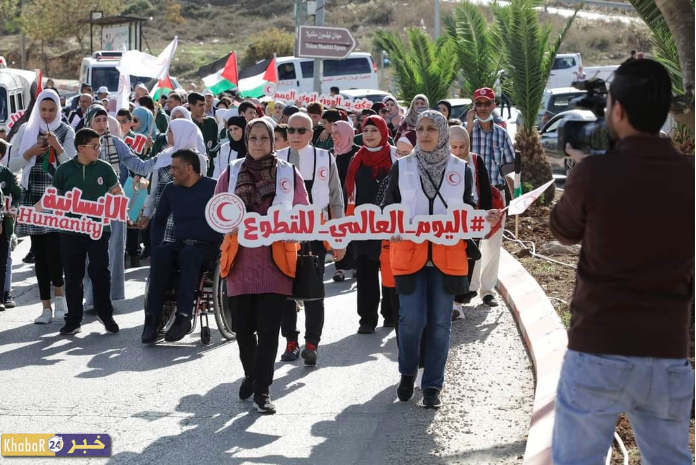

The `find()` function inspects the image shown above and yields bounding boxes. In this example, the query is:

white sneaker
[54,296,68,322]
[34,308,52,324]
[452,303,466,321]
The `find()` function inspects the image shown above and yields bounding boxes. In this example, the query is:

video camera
[558,78,611,156]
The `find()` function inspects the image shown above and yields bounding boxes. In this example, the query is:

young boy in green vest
[51,128,123,335]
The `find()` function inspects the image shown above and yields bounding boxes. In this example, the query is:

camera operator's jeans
[552,349,694,465]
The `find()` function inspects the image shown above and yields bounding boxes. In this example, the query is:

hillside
[0,0,651,86]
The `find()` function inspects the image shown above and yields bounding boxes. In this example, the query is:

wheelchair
[143,257,235,344]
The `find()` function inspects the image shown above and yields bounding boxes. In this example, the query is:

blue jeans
[553,349,694,465]
[397,267,454,391]
[84,220,126,306]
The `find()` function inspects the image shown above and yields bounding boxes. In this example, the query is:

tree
[241,28,294,68]
[372,29,458,104]
[629,0,694,135]
[444,1,503,98]
[164,0,184,25]
[492,0,578,202]
[21,0,122,51]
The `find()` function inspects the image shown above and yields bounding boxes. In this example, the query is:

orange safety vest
[390,239,468,277]
[219,233,299,279]
[379,240,395,288]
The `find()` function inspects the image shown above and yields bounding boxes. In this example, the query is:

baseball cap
[97,86,109,95]
[473,87,495,101]
[282,105,300,117]
[202,89,214,97]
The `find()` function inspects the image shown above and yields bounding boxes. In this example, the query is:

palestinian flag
[198,52,238,95]
[238,57,277,98]
[151,74,175,101]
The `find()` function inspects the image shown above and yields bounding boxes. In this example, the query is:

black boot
[164,314,192,342]
[141,314,161,344]
[397,375,416,402]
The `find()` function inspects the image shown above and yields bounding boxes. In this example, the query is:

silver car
[541,109,596,176]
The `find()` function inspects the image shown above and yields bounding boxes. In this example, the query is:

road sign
[296,26,358,60]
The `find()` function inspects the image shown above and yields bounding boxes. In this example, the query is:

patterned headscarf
[412,110,450,198]
[236,118,278,210]
[404,94,430,128]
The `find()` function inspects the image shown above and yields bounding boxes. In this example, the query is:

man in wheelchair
[142,149,223,343]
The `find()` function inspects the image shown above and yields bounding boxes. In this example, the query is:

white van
[546,53,583,90]
[79,51,152,94]
[0,68,35,134]
[276,52,379,94]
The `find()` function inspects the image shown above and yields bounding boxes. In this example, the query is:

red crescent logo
[446,172,461,186]
[318,168,328,180]
[216,201,231,221]
[280,179,291,193]
[205,193,246,233]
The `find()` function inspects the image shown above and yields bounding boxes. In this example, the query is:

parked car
[540,109,596,176]
[340,89,394,105]
[536,87,587,128]
[547,53,583,89]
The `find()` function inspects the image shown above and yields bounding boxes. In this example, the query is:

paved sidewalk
[0,238,533,464]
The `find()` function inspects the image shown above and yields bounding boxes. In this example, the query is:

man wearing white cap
[134,83,149,104]
[202,89,216,117]
[96,86,109,101]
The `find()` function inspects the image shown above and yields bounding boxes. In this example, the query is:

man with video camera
[550,59,694,463]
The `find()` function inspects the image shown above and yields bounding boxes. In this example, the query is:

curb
[496,249,568,465]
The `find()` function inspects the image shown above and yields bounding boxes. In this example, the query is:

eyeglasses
[80,144,102,150]
[287,127,309,135]
[474,101,492,107]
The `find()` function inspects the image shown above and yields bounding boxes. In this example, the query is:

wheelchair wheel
[200,326,211,345]
[212,260,235,340]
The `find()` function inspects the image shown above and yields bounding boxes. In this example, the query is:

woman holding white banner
[215,118,309,415]
[381,110,501,409]
[10,89,74,324]
[81,104,161,308]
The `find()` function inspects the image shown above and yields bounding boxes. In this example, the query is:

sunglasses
[287,127,309,135]
[474,101,492,107]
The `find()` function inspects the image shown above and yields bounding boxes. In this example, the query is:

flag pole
[513,150,521,238]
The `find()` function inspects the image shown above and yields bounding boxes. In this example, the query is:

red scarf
[345,116,392,200]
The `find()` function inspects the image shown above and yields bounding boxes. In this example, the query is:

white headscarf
[169,106,191,120]
[155,119,207,170]
[18,89,62,189]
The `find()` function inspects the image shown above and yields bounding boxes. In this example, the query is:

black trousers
[231,293,286,395]
[281,241,326,346]
[356,255,382,329]
[334,242,355,271]
[126,227,141,257]
[31,233,64,301]
[455,239,479,304]
[60,232,111,324]
[388,287,426,369]
[145,242,219,318]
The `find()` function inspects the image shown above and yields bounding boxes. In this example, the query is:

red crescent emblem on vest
[318,167,328,180]
[446,172,461,186]
[280,178,291,193]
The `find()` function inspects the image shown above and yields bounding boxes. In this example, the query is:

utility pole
[434,0,440,39]
[20,0,26,69]
[312,0,324,94]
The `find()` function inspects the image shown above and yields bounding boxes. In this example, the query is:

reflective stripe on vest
[227,157,295,210]
[391,154,469,277]
[219,233,299,279]
[277,146,331,211]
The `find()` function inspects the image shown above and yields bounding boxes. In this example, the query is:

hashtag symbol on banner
[471,216,485,232]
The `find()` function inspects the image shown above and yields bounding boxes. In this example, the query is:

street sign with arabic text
[296,26,358,60]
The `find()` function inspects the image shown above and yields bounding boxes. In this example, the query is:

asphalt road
[0,237,533,464]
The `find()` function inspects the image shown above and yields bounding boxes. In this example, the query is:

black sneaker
[357,324,375,334]
[461,291,477,304]
[253,393,276,415]
[482,295,498,307]
[383,319,395,328]
[59,321,82,335]
[422,388,442,409]
[397,375,416,402]
[164,314,191,342]
[141,314,161,343]
[0,302,5,312]
[239,376,254,400]
[301,343,318,367]
[22,251,35,263]
[97,314,120,333]
[280,340,300,361]
[4,292,15,308]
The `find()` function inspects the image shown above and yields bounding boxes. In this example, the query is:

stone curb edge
[496,249,568,465]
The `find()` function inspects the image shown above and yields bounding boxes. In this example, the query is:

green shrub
[241,28,294,68]
[123,0,155,16]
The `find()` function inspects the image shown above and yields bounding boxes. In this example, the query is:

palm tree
[372,29,458,104]
[492,0,578,202]
[443,1,503,98]
[629,0,694,153]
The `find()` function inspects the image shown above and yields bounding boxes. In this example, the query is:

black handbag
[292,242,325,301]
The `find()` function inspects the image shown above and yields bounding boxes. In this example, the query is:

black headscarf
[228,116,248,159]
[436,100,452,119]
